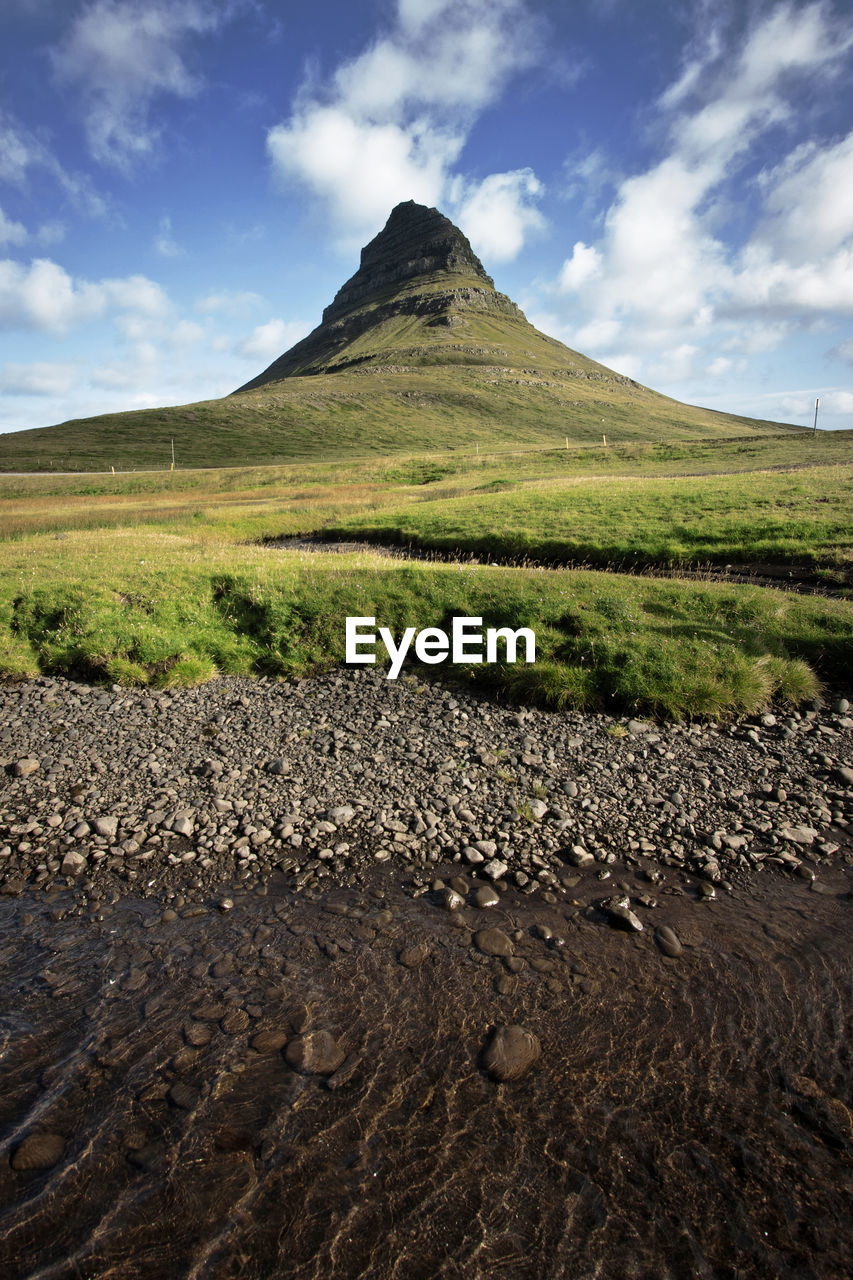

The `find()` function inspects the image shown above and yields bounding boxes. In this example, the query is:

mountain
[234,200,524,387]
[0,201,803,472]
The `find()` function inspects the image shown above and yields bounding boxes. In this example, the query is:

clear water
[1,862,850,1279]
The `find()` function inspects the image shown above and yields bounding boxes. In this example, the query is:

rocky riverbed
[1,669,851,1279]
[1,667,852,906]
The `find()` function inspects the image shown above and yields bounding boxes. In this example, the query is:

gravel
[1,667,851,905]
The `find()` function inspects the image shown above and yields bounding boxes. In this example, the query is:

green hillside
[0,202,805,472]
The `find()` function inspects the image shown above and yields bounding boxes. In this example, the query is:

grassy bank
[1,529,849,719]
[328,466,853,573]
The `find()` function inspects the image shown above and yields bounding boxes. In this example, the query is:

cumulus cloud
[268,110,462,234]
[557,241,602,292]
[234,318,309,361]
[451,169,545,263]
[758,132,853,259]
[50,0,235,169]
[0,361,77,396]
[267,0,545,255]
[547,1,853,397]
[0,256,170,335]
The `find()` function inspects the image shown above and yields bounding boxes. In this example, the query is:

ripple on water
[0,866,850,1280]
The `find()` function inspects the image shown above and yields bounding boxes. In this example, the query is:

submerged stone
[483,1025,542,1082]
[285,1030,345,1076]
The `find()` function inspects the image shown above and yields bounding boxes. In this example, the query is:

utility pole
[812,398,820,434]
[170,437,175,470]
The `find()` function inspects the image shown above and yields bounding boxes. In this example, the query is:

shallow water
[1,861,851,1280]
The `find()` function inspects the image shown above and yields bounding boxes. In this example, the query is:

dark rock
[11,1132,64,1171]
[483,1025,542,1082]
[168,1082,199,1110]
[285,1030,345,1076]
[220,1007,250,1035]
[475,927,514,958]
[654,925,683,958]
[473,885,500,909]
[251,1029,289,1053]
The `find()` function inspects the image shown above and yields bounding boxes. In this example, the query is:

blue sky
[1,0,852,435]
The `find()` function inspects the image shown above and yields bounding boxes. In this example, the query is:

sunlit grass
[0,527,848,719]
[328,466,853,570]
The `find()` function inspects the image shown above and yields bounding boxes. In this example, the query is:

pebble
[251,1029,289,1053]
[168,1082,199,1110]
[566,846,595,867]
[220,1008,250,1034]
[60,851,86,877]
[473,886,500,909]
[654,925,683,958]
[779,826,818,845]
[0,669,849,912]
[600,897,644,932]
[10,1132,64,1171]
[285,1030,345,1076]
[474,927,514,958]
[483,1025,542,1081]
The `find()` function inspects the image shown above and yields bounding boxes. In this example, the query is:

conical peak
[232,201,526,391]
[322,200,494,323]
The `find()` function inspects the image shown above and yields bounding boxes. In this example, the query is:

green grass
[0,435,850,720]
[328,466,853,572]
[0,527,848,720]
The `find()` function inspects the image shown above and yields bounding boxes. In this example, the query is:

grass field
[0,432,850,719]
[327,466,853,574]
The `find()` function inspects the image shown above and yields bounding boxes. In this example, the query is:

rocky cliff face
[234,201,528,390]
[322,200,494,323]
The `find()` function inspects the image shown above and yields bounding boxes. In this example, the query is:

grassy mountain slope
[0,203,806,472]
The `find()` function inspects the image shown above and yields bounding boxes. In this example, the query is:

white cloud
[332,0,537,119]
[593,352,643,381]
[170,319,206,346]
[0,256,170,335]
[51,1,230,169]
[0,108,108,218]
[154,214,184,257]
[543,2,853,400]
[648,342,700,384]
[758,133,853,259]
[452,169,545,263]
[267,0,544,254]
[35,221,66,247]
[824,389,853,414]
[571,318,622,351]
[558,241,602,292]
[0,361,77,396]
[729,244,853,317]
[268,108,461,235]
[0,207,28,247]
[234,318,309,361]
